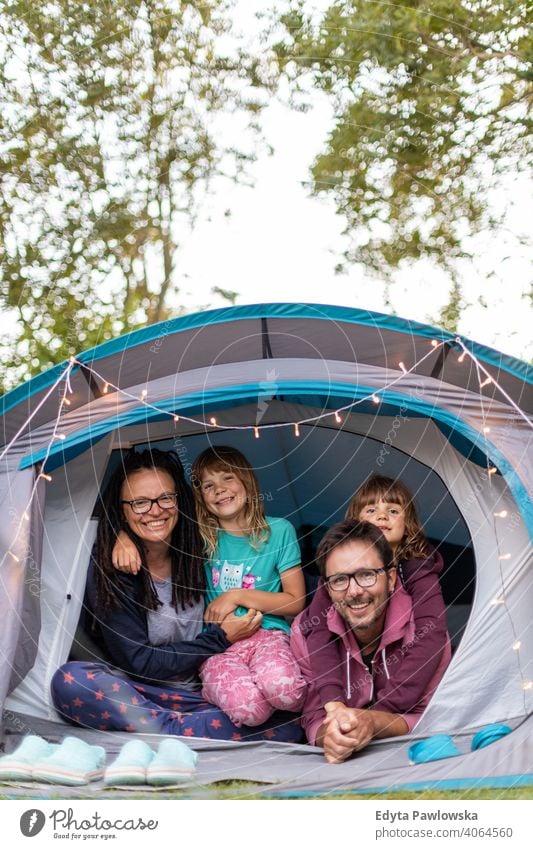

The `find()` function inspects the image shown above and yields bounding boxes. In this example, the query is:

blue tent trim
[267,772,533,798]
[1,303,531,416]
[18,379,533,541]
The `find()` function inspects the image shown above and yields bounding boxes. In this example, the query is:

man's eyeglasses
[324,568,387,592]
[121,493,178,514]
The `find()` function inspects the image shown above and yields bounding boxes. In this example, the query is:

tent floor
[1,710,532,797]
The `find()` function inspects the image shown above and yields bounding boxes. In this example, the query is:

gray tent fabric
[1,711,531,796]
[0,303,531,792]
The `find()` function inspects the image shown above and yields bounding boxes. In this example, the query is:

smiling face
[357,500,406,555]
[121,468,179,546]
[199,467,248,531]
[325,540,396,646]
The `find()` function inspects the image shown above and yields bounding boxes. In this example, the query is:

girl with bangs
[299,475,449,719]
[191,445,307,727]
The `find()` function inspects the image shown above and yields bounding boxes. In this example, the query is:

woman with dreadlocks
[51,449,302,742]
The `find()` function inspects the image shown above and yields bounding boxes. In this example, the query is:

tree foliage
[275,0,532,279]
[0,0,272,388]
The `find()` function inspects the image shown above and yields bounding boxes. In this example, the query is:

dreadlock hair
[190,445,270,557]
[345,474,429,563]
[94,448,205,612]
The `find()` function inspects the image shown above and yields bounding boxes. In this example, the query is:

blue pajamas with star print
[51,661,303,743]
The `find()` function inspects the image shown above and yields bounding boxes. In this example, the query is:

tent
[1,302,532,793]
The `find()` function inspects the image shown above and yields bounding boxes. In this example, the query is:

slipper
[408,734,461,764]
[0,735,59,782]
[32,736,106,785]
[146,738,198,786]
[471,723,512,751]
[104,740,155,786]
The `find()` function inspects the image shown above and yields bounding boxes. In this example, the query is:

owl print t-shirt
[204,517,301,633]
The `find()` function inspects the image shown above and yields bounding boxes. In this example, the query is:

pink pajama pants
[200,628,307,727]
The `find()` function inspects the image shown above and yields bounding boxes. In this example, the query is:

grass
[4,782,532,801]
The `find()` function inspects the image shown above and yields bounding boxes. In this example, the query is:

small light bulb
[40,473,52,482]
[458,352,466,363]
[173,415,180,423]
[523,681,533,691]
[23,512,30,521]
[490,598,505,606]
[69,355,77,364]
[334,412,342,424]
[210,417,217,426]
[488,467,497,475]
[480,377,492,388]
[494,510,508,518]
[254,427,260,439]
[103,383,109,394]
[62,397,71,406]
[483,426,490,433]
[8,550,20,562]
[512,641,521,651]
[498,553,511,561]
[372,394,380,404]
[56,433,66,440]
[294,423,300,437]
[140,389,147,400]
[431,339,439,348]
[398,361,407,374]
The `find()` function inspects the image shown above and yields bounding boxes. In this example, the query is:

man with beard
[291,520,450,763]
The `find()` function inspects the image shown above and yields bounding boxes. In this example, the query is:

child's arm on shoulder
[204,565,306,623]
[376,548,449,713]
[111,530,142,575]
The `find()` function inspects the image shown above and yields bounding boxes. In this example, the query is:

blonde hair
[346,475,429,563]
[191,445,270,557]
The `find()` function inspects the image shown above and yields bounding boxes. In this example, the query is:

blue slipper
[0,735,59,782]
[104,740,155,786]
[146,738,198,786]
[32,736,106,785]
[409,734,461,764]
[471,723,512,751]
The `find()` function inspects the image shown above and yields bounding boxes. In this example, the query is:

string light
[254,427,260,439]
[294,423,300,437]
[334,412,342,424]
[494,510,508,518]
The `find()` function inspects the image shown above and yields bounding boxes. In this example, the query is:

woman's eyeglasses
[121,493,178,514]
[324,568,386,592]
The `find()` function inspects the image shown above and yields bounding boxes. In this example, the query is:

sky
[168,1,532,363]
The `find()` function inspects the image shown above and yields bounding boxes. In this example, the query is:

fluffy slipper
[32,736,106,786]
[104,740,155,786]
[0,735,59,782]
[146,738,198,786]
